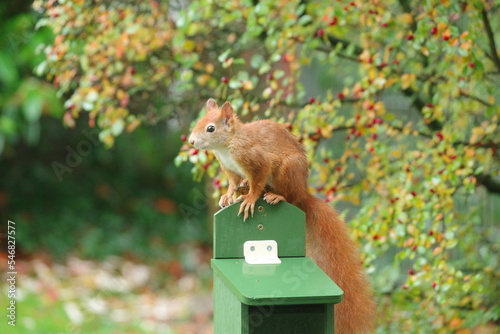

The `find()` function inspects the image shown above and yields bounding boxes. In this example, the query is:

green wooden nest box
[211,198,343,333]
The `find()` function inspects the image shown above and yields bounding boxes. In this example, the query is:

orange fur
[189,99,376,333]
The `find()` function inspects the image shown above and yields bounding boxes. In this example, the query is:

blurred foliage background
[1,0,499,333]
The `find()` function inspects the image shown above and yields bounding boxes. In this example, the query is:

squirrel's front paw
[236,194,256,221]
[264,192,286,205]
[219,194,234,208]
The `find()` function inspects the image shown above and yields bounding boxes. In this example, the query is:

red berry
[335,166,342,171]
[372,133,378,140]
[390,197,400,203]
[443,35,450,41]
[436,132,444,141]
[381,22,388,28]
[411,191,417,197]
[407,34,414,41]
[426,103,434,108]
[468,62,475,68]
[202,163,210,169]
[350,2,356,6]
[337,92,345,99]
[180,134,187,142]
[402,284,409,290]
[430,188,436,194]
[309,97,316,104]
[221,76,229,84]
[373,235,379,240]
[378,62,387,69]
[353,153,359,159]
[316,29,324,37]
[408,269,415,275]
[412,245,417,251]
[392,59,400,65]
[190,148,200,155]
[329,17,338,26]
[430,27,438,35]
[432,282,437,289]
[428,230,434,236]
[368,147,374,153]
[323,157,329,163]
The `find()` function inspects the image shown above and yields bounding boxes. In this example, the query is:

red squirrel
[189,98,376,333]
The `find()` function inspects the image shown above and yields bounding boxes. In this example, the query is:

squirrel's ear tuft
[220,101,234,125]
[206,98,218,112]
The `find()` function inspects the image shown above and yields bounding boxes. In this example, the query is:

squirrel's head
[189,98,239,150]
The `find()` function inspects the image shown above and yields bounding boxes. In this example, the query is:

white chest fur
[214,148,245,177]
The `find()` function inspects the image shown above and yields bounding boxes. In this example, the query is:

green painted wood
[213,198,306,259]
[214,273,249,334]
[325,303,334,333]
[211,197,341,333]
[248,303,333,334]
[211,258,344,306]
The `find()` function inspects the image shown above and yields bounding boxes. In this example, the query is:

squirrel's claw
[264,192,286,205]
[236,195,255,221]
[219,193,234,208]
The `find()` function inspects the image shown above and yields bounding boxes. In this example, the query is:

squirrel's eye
[207,125,215,133]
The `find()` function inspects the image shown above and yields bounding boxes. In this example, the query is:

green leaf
[233,58,246,65]
[82,101,94,111]
[218,49,231,63]
[250,54,264,69]
[298,15,312,26]
[110,119,125,136]
[258,63,271,75]
[228,80,242,89]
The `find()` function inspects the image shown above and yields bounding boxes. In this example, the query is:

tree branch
[481,8,500,72]
[459,91,494,108]
[401,87,443,131]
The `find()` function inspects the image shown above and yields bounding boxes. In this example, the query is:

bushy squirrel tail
[299,194,376,334]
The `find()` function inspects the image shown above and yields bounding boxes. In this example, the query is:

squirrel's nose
[189,139,195,146]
